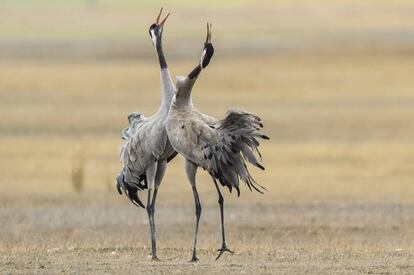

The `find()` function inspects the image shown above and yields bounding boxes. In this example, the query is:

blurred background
[1,0,414,273]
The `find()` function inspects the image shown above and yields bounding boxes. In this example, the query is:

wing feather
[189,109,268,195]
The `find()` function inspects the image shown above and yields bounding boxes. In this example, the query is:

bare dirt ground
[1,54,414,274]
[1,195,414,274]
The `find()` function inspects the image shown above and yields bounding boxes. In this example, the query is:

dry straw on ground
[1,1,414,274]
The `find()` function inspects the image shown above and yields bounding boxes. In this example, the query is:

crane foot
[215,245,234,260]
[189,255,199,263]
[151,255,160,261]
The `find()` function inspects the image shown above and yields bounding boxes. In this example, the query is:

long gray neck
[174,77,195,107]
[154,36,175,112]
[156,39,167,70]
[175,61,201,104]
[188,64,202,80]
[160,69,175,110]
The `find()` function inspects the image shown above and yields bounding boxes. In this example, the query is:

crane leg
[146,188,158,261]
[212,177,234,260]
[145,160,166,261]
[185,160,201,262]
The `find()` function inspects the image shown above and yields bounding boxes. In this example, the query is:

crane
[166,23,269,262]
[116,8,177,261]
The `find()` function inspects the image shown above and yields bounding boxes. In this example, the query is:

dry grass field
[1,1,414,274]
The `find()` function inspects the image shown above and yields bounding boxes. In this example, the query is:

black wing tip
[129,192,145,208]
[117,173,146,208]
[116,175,124,195]
[134,199,146,208]
[256,163,265,170]
[261,135,270,140]
[117,185,123,195]
[251,183,265,194]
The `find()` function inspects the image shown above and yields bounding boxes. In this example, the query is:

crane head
[149,8,170,47]
[174,22,215,104]
[200,23,214,69]
[186,23,215,81]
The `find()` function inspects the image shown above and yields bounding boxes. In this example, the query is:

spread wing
[190,109,269,196]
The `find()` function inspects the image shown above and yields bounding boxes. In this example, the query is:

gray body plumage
[120,111,174,167]
[117,69,176,206]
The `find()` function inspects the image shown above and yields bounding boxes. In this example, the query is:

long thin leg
[145,161,159,260]
[185,160,201,262]
[148,160,167,260]
[146,188,158,260]
[212,176,234,260]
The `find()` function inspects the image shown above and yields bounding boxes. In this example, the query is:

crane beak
[155,8,163,24]
[159,13,170,27]
[205,22,212,44]
[155,7,170,28]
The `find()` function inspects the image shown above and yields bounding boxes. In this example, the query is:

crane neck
[156,41,167,69]
[159,68,175,111]
[188,64,202,80]
[174,76,196,107]
[153,38,174,111]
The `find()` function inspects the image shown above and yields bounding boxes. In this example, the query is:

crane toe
[150,255,160,261]
[215,246,234,260]
[189,255,199,263]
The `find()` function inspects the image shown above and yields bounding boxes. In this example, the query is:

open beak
[155,7,170,27]
[205,22,212,44]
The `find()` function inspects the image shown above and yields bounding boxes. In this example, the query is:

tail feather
[209,109,268,194]
[116,171,145,208]
[117,112,148,208]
